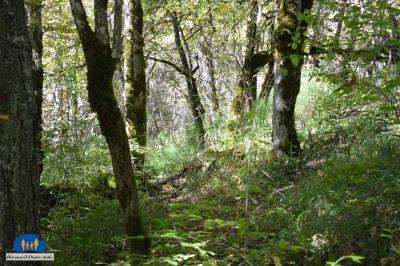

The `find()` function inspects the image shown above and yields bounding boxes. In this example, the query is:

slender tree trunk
[69,0,149,253]
[232,0,259,116]
[170,12,206,146]
[113,0,126,114]
[260,9,275,100]
[334,0,347,43]
[125,0,147,184]
[259,60,274,99]
[199,35,220,114]
[0,0,41,263]
[199,8,219,114]
[390,15,400,66]
[272,0,314,156]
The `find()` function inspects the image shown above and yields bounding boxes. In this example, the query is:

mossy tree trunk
[0,0,41,263]
[272,0,314,155]
[232,0,260,116]
[125,0,147,184]
[69,0,149,253]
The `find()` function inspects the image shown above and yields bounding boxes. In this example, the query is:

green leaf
[0,114,10,121]
[107,178,116,189]
[290,54,300,67]
[163,258,178,265]
[380,234,392,239]
[304,14,314,24]
[326,262,339,266]
[347,256,364,263]
[271,256,283,266]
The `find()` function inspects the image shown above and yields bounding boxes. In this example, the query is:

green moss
[231,87,246,116]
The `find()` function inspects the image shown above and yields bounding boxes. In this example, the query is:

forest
[0,0,400,265]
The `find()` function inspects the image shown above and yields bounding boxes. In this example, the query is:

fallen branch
[148,163,193,189]
[271,185,294,196]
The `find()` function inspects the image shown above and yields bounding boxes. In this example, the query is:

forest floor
[40,85,400,265]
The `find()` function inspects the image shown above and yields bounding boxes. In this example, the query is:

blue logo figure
[13,234,47,253]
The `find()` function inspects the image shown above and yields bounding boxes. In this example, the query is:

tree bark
[112,0,125,113]
[27,0,44,175]
[112,0,123,60]
[199,8,219,114]
[334,0,347,43]
[232,0,260,116]
[199,34,220,114]
[260,9,275,100]
[69,0,149,253]
[125,0,147,184]
[259,59,274,99]
[170,12,206,146]
[272,0,314,156]
[0,0,41,263]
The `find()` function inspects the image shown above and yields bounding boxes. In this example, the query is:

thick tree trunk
[272,0,314,155]
[0,0,41,263]
[170,12,206,146]
[125,0,147,183]
[27,0,44,175]
[69,0,149,253]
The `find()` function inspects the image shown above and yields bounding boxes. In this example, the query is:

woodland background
[0,0,400,265]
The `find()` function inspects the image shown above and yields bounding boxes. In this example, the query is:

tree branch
[69,0,95,49]
[244,51,273,73]
[177,16,194,70]
[94,0,110,46]
[112,0,123,60]
[191,65,199,75]
[308,44,398,63]
[169,11,192,76]
[147,56,185,75]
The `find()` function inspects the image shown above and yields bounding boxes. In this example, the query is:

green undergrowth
[42,78,400,265]
[145,128,201,180]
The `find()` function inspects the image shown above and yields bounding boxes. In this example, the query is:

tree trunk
[272,0,314,156]
[27,0,44,175]
[232,0,260,116]
[69,0,149,253]
[260,9,275,100]
[199,8,219,114]
[199,35,220,114]
[334,0,347,43]
[125,0,147,184]
[0,0,41,263]
[113,0,126,114]
[259,60,274,99]
[170,12,206,146]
